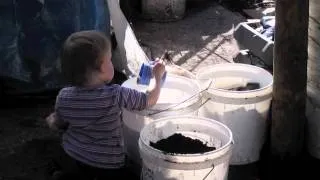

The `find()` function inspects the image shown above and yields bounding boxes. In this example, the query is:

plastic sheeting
[0,0,109,94]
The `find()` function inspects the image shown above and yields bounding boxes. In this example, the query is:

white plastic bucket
[122,74,202,167]
[196,63,273,165]
[139,116,233,180]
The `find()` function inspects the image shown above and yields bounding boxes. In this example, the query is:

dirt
[226,82,260,91]
[150,133,216,154]
[0,99,60,180]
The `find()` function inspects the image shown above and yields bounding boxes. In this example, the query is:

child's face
[100,50,114,82]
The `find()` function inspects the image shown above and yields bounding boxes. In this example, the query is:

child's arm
[146,62,165,107]
[117,62,165,110]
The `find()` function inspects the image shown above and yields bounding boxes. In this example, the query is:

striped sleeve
[116,86,147,111]
[54,90,69,130]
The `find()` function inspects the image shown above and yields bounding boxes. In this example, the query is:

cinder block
[234,22,274,66]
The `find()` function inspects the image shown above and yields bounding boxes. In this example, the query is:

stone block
[234,22,274,66]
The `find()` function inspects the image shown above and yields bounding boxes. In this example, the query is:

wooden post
[271,0,309,175]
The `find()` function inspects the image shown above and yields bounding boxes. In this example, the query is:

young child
[46,30,165,179]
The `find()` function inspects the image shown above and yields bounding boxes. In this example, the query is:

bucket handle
[147,80,214,116]
[202,165,215,180]
[198,97,211,109]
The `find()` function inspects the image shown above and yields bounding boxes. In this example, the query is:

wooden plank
[271,0,308,176]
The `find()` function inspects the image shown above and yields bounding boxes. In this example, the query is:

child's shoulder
[57,86,76,97]
[57,84,123,96]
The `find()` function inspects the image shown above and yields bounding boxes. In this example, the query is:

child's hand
[153,61,165,82]
[46,112,69,131]
[46,113,58,130]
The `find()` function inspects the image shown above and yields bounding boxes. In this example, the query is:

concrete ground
[133,1,245,74]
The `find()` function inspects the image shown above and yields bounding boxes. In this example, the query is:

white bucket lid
[121,74,201,111]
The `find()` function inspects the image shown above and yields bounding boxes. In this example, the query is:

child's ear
[100,59,108,73]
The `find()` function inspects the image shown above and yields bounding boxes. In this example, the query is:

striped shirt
[55,84,147,169]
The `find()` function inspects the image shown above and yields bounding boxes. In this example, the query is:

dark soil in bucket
[226,82,261,91]
[150,133,216,154]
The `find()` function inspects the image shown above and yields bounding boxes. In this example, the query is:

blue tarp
[0,0,110,94]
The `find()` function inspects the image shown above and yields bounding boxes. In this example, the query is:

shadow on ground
[133,1,245,72]
[0,100,59,180]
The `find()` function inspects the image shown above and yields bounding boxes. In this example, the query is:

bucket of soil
[150,133,216,154]
[196,63,273,165]
[139,116,233,180]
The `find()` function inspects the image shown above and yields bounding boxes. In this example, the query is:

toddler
[46,30,165,179]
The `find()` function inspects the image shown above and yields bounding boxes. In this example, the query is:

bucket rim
[139,116,233,163]
[122,74,202,112]
[195,63,273,94]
